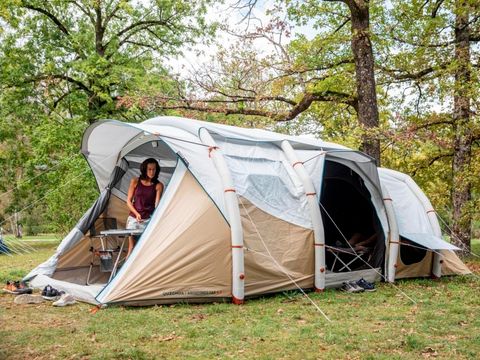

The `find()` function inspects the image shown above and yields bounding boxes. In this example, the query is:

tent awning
[402,233,460,251]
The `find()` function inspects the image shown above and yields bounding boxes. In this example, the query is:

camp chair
[326,245,372,272]
[86,217,122,285]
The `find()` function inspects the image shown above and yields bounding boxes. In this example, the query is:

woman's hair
[139,158,160,183]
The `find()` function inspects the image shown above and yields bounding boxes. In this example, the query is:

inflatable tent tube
[281,140,326,291]
[199,128,245,303]
[380,183,400,282]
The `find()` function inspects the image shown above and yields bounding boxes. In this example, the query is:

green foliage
[0,0,215,232]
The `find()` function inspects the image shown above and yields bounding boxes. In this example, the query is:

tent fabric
[379,169,435,236]
[31,274,101,305]
[440,251,471,275]
[401,233,460,251]
[395,251,433,279]
[97,162,232,304]
[77,159,127,233]
[239,197,315,295]
[378,167,470,279]
[25,116,470,305]
[24,160,128,281]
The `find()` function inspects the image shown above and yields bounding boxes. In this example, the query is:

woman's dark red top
[129,179,157,219]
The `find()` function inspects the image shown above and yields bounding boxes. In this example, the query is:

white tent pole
[403,177,443,278]
[380,184,400,282]
[198,128,245,304]
[280,141,326,291]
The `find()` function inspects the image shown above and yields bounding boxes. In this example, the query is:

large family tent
[25,117,470,305]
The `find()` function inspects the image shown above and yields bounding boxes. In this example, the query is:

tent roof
[81,116,374,192]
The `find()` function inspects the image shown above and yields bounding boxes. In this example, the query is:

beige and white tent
[25,116,470,305]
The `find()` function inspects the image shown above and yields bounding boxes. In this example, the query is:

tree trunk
[345,0,380,164]
[451,0,472,255]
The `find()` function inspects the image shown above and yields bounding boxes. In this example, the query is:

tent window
[399,236,427,265]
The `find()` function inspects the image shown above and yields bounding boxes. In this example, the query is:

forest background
[0,0,478,253]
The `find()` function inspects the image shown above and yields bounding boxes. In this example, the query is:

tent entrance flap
[401,233,460,251]
[320,160,385,272]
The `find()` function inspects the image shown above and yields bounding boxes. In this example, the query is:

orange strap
[314,243,325,247]
[306,192,316,196]
[89,305,102,314]
[231,245,243,249]
[292,161,303,167]
[224,188,236,193]
[427,210,435,214]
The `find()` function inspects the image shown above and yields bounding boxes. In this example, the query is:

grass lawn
[0,238,479,359]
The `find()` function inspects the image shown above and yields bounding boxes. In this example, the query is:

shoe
[14,294,44,304]
[52,293,76,307]
[340,282,357,293]
[3,281,19,294]
[356,278,376,292]
[3,281,28,294]
[13,281,33,295]
[41,285,63,300]
[348,281,365,293]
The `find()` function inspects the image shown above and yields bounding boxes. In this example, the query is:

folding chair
[327,245,372,272]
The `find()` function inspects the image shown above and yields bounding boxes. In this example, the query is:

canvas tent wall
[378,168,470,279]
[24,116,469,305]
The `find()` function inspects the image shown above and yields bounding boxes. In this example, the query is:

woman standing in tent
[126,158,164,258]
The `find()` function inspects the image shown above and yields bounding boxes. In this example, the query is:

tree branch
[68,1,95,25]
[116,20,169,39]
[137,89,357,122]
[411,152,452,176]
[377,62,450,80]
[25,75,92,94]
[23,4,70,36]
[431,0,445,18]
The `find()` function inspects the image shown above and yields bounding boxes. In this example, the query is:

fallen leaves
[421,347,439,357]
[144,331,184,342]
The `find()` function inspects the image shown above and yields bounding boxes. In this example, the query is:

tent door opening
[320,160,385,273]
[50,138,179,287]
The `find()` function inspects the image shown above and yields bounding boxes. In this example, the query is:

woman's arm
[127,178,142,221]
[155,182,164,207]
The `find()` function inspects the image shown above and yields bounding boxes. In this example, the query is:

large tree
[379,0,480,253]
[135,0,385,162]
[1,0,213,122]
[0,0,214,232]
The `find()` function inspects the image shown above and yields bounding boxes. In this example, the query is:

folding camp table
[86,229,143,285]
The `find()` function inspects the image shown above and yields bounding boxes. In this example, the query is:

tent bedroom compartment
[25,116,470,306]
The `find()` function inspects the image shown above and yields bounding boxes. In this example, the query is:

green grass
[0,238,479,359]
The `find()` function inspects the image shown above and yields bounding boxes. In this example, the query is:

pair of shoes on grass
[41,285,63,301]
[41,285,76,306]
[341,278,376,293]
[3,280,33,295]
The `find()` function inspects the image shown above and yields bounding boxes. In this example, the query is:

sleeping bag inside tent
[23,117,470,305]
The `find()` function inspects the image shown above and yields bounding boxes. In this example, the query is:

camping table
[99,229,144,281]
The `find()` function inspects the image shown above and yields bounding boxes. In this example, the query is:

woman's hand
[135,213,142,222]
